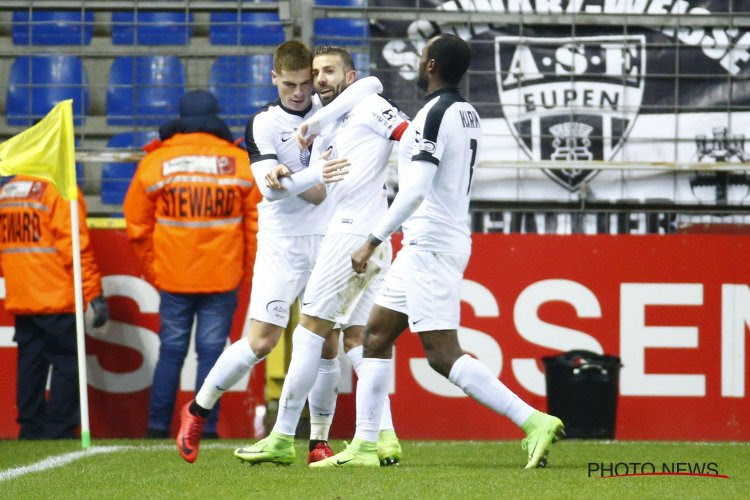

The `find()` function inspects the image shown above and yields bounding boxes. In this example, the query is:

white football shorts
[375,247,469,332]
[247,232,323,328]
[302,232,391,326]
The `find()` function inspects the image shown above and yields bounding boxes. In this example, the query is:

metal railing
[0,0,748,230]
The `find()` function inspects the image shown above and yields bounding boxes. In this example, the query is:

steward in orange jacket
[123,130,261,292]
[123,89,261,438]
[0,174,108,439]
[0,175,102,313]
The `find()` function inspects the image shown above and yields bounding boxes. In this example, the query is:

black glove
[90,294,109,328]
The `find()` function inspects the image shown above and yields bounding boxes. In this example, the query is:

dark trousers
[14,313,79,439]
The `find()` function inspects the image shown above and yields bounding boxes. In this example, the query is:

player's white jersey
[399,88,481,254]
[312,93,408,236]
[245,98,329,236]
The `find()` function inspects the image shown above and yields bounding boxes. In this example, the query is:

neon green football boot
[377,430,402,466]
[234,431,295,466]
[521,411,565,469]
[309,438,380,468]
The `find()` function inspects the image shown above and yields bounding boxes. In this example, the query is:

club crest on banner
[495,35,646,191]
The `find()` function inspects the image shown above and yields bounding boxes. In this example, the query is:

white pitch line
[6,440,740,482]
[0,445,127,482]
[0,442,238,482]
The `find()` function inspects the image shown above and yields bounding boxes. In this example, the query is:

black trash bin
[542,350,622,439]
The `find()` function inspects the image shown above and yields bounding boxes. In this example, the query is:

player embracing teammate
[178,35,564,470]
[233,44,408,467]
[311,34,565,469]
[176,40,401,465]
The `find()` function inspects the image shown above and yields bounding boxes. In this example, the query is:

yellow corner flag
[0,99,78,200]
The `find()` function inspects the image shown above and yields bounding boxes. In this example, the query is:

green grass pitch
[1,439,747,498]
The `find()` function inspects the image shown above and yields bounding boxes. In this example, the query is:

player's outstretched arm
[297,76,383,149]
[351,160,436,273]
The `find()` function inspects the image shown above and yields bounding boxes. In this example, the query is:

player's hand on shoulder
[266,164,291,190]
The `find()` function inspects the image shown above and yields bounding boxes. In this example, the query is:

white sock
[308,357,340,441]
[448,354,535,427]
[195,338,259,410]
[348,346,395,432]
[353,357,392,443]
[273,325,325,436]
[346,345,364,372]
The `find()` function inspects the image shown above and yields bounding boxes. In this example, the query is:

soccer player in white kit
[175,41,382,464]
[233,46,409,466]
[312,34,565,469]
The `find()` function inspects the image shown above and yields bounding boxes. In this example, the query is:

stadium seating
[112,11,193,45]
[352,51,370,76]
[209,0,284,45]
[6,55,89,126]
[101,131,159,204]
[316,0,366,8]
[76,163,85,189]
[12,10,94,45]
[209,55,277,127]
[107,56,186,126]
[314,0,369,46]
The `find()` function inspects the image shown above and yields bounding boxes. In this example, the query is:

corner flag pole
[60,102,92,450]
[70,200,91,449]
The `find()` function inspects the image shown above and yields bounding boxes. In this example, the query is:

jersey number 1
[467,139,478,194]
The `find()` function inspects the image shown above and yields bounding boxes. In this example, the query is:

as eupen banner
[370,0,750,206]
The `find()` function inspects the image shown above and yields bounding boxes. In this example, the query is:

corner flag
[0,100,92,449]
[0,99,78,200]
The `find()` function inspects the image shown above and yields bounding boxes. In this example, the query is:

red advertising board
[0,228,264,440]
[1,231,748,440]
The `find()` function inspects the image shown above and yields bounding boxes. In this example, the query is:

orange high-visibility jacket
[123,132,261,293]
[0,175,103,315]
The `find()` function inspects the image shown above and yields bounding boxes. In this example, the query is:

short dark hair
[427,34,471,86]
[274,40,312,74]
[312,45,355,72]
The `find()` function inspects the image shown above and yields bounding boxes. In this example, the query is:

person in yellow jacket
[124,89,262,438]
[0,174,108,439]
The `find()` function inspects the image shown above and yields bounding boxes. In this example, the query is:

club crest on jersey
[495,35,645,191]
[300,147,311,167]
